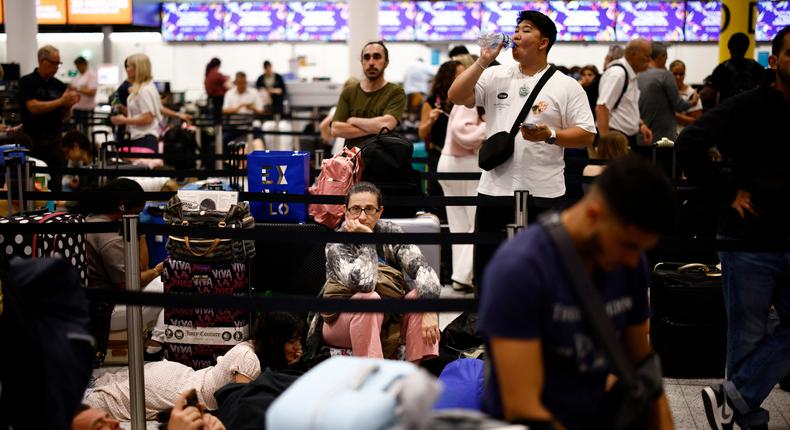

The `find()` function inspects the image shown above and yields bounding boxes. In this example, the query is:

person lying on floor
[73,390,225,430]
[306,181,441,362]
[83,311,304,420]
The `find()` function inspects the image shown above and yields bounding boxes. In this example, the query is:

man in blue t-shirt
[479,155,676,430]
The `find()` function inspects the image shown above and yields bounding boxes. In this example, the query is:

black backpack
[0,258,94,430]
[162,126,198,170]
[359,128,423,218]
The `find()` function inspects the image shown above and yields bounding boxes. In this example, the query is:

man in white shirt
[448,10,596,291]
[596,38,653,150]
[70,56,97,132]
[222,71,264,144]
[222,72,264,116]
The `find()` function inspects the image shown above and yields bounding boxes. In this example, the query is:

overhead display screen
[67,0,132,25]
[161,2,224,41]
[549,1,616,41]
[756,1,790,42]
[481,2,550,34]
[132,0,160,27]
[685,1,721,41]
[38,0,68,25]
[287,2,349,41]
[379,1,417,41]
[224,2,288,41]
[415,1,481,41]
[616,1,685,41]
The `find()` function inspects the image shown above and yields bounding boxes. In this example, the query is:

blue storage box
[247,150,310,223]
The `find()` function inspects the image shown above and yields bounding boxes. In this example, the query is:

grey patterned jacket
[325,219,441,299]
[306,220,441,357]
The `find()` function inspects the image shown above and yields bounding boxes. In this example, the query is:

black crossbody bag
[478,65,557,171]
[540,213,664,430]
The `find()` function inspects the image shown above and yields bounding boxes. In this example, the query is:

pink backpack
[309,147,362,228]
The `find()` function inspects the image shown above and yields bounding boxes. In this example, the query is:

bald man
[596,38,653,150]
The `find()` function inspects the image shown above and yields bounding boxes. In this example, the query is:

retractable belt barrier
[13,190,518,207]
[85,289,478,313]
[2,218,789,251]
[105,152,247,161]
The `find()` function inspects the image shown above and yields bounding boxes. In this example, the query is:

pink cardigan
[441,105,486,157]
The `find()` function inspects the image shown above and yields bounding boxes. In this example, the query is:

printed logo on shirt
[494,87,512,110]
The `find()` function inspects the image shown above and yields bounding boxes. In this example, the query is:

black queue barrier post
[313,149,324,170]
[214,124,224,171]
[122,215,146,430]
[507,190,529,240]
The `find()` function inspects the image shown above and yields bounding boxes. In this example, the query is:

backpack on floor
[308,147,362,229]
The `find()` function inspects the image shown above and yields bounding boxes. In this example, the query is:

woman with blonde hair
[110,53,162,152]
[583,130,629,177]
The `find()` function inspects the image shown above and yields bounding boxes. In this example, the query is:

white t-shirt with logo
[474,64,595,197]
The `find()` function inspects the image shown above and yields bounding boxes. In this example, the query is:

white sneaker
[702,385,735,430]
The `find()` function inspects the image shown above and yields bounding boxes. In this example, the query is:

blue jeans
[720,249,790,417]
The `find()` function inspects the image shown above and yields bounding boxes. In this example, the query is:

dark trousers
[71,109,92,133]
[28,134,64,192]
[473,193,562,296]
[209,95,224,125]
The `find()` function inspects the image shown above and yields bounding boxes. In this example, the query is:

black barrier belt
[259,130,321,137]
[16,191,515,207]
[84,289,479,313]
[3,219,790,252]
[105,152,247,161]
[0,221,121,234]
[32,167,245,178]
[0,221,506,244]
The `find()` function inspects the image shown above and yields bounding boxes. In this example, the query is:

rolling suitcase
[0,212,88,285]
[386,213,441,279]
[650,262,726,377]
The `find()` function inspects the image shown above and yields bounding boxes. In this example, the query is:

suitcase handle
[678,263,722,278]
[653,262,722,278]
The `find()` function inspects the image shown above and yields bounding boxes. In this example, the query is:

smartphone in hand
[185,389,199,409]
[521,122,539,131]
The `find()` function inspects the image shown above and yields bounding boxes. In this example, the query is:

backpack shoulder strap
[538,212,640,389]
[606,63,629,110]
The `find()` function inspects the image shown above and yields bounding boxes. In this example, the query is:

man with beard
[448,10,595,292]
[478,155,675,430]
[331,41,406,148]
[677,26,790,430]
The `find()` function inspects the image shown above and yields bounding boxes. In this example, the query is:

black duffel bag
[650,262,726,377]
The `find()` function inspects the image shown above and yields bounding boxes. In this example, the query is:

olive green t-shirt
[331,82,406,147]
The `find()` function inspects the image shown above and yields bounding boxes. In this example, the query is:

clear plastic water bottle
[476,32,514,50]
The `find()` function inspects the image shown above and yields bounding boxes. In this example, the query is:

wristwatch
[546,128,557,145]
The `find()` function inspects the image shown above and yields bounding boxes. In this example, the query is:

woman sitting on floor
[83,312,304,420]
